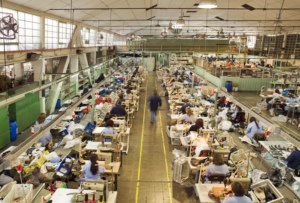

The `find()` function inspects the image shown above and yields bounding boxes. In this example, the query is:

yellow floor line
[135,80,148,203]
[159,111,173,203]
[156,82,173,203]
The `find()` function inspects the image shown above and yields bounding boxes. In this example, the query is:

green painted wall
[194,66,271,91]
[0,107,10,148]
[8,83,41,132]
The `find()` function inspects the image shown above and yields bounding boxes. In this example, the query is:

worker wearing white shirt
[182,107,195,124]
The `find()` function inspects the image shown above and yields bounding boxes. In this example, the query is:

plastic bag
[68,121,75,133]
[218,120,232,131]
[251,169,266,184]
[172,148,186,158]
[271,115,287,122]
[64,138,81,149]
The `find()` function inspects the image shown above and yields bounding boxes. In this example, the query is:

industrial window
[107,33,114,46]
[45,18,59,49]
[89,29,96,46]
[18,12,41,50]
[97,32,106,46]
[58,22,74,48]
[82,27,90,45]
[247,36,256,49]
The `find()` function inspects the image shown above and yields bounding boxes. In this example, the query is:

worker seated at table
[35,113,53,148]
[284,94,299,112]
[187,118,204,133]
[180,101,193,114]
[116,93,125,105]
[82,154,105,180]
[229,105,242,121]
[266,89,281,109]
[239,117,263,145]
[102,120,117,135]
[182,107,195,124]
[0,172,14,187]
[201,153,229,183]
[284,146,300,172]
[110,100,127,117]
[38,131,53,148]
[223,181,252,203]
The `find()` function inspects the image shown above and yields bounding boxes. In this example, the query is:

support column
[13,63,24,85]
[79,53,92,85]
[70,55,79,95]
[46,56,70,114]
[32,59,46,112]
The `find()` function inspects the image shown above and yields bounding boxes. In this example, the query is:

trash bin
[225,81,233,92]
[10,120,18,142]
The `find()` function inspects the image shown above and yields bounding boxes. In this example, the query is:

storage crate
[1,183,33,203]
[251,180,284,203]
[58,128,68,137]
[84,122,96,135]
[56,155,72,176]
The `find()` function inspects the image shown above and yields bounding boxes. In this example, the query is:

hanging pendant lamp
[176,10,185,26]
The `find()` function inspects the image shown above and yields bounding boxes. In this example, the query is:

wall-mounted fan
[0,15,18,39]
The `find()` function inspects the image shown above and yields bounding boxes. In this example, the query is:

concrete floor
[2,72,300,202]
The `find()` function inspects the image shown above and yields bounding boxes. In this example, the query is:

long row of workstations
[0,57,147,203]
[158,62,300,202]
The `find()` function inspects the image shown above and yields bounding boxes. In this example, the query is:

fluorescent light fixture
[71,73,79,77]
[198,0,218,9]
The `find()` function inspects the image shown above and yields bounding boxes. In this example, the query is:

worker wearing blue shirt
[82,154,105,180]
[102,120,117,134]
[286,146,300,171]
[245,117,263,140]
[223,182,252,203]
[110,101,127,117]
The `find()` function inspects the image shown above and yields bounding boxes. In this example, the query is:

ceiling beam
[49,7,300,11]
[83,19,300,22]
[92,25,300,28]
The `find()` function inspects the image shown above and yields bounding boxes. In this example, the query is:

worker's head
[213,153,224,166]
[37,113,47,124]
[90,153,98,164]
[153,90,158,95]
[231,181,246,197]
[249,117,256,123]
[275,89,281,94]
[119,93,124,99]
[106,120,114,127]
[116,100,122,105]
[186,107,193,116]
[90,153,99,175]
[195,118,203,128]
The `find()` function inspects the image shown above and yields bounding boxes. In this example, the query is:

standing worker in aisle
[148,90,162,124]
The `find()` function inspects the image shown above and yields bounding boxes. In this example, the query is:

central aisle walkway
[117,71,201,203]
[117,72,176,203]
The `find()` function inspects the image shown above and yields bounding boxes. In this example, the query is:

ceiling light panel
[242,4,255,11]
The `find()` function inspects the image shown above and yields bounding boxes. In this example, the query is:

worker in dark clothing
[180,101,193,114]
[148,90,162,124]
[110,101,127,117]
[286,146,300,171]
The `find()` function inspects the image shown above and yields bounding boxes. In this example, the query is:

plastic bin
[251,180,284,203]
[55,99,61,109]
[58,128,68,137]
[9,121,18,142]
[1,183,33,203]
[225,81,232,92]
[84,122,96,135]
[56,155,72,176]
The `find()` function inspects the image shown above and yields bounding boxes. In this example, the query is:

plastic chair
[207,173,226,183]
